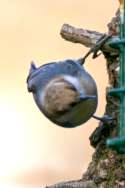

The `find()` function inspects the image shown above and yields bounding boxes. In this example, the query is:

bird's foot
[92,34,112,59]
[92,114,115,124]
[80,33,112,64]
[90,115,115,148]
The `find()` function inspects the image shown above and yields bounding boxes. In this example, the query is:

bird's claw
[92,52,102,59]
[93,114,115,124]
[92,34,112,59]
[80,33,112,65]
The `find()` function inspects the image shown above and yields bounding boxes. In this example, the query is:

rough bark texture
[60,24,118,55]
[46,9,125,188]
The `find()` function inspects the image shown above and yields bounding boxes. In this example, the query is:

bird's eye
[70,101,78,108]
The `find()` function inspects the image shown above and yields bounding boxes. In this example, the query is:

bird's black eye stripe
[70,101,78,107]
[54,109,68,116]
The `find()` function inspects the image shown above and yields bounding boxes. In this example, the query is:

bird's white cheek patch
[64,75,85,94]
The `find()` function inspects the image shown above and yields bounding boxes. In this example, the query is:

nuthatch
[27,34,112,128]
[27,59,98,127]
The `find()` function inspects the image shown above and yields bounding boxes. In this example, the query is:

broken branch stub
[60,24,118,55]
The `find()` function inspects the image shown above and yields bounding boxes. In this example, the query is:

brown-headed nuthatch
[27,59,98,128]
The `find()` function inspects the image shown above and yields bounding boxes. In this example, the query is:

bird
[27,59,98,128]
[27,34,114,128]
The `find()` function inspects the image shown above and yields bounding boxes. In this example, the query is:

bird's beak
[79,94,96,101]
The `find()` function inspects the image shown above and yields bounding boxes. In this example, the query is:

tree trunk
[46,9,125,188]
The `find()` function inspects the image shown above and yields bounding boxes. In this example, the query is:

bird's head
[41,75,94,117]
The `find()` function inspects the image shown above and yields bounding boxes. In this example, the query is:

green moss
[106,165,117,188]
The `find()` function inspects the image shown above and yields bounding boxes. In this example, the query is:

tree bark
[46,9,125,188]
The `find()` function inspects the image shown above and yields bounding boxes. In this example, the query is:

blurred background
[0,0,118,188]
